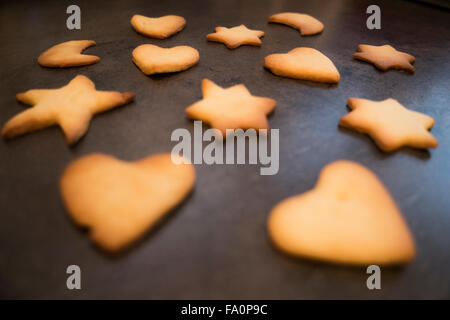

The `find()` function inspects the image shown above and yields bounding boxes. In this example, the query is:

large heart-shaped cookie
[264,47,340,83]
[132,44,199,75]
[60,153,195,252]
[268,160,415,265]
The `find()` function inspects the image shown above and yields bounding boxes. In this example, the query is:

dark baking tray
[0,0,449,299]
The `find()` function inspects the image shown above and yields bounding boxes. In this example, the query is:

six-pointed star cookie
[339,98,437,152]
[206,25,264,49]
[185,79,276,135]
[2,75,135,145]
[353,44,416,73]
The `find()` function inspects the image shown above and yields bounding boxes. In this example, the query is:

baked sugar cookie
[268,12,324,36]
[206,25,264,49]
[132,44,199,75]
[131,14,186,39]
[38,40,100,68]
[264,47,340,83]
[60,153,195,252]
[353,44,415,73]
[268,160,415,266]
[2,75,134,145]
[339,98,437,152]
[185,79,276,136]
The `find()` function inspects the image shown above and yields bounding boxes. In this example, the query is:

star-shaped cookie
[2,75,135,145]
[206,25,264,49]
[339,98,437,152]
[353,44,416,73]
[185,79,276,135]
[38,40,100,68]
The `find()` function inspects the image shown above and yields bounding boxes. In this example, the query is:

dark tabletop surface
[0,0,449,299]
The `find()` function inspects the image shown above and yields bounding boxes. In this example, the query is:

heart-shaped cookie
[60,153,195,252]
[268,160,415,265]
[264,47,340,83]
[130,14,186,39]
[132,44,199,75]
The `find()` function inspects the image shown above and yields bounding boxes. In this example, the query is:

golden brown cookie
[130,14,186,39]
[339,98,437,152]
[268,12,324,36]
[353,44,415,73]
[264,47,340,83]
[132,44,199,75]
[60,153,195,253]
[2,75,134,145]
[206,25,264,49]
[185,79,276,136]
[268,160,415,266]
[38,40,100,68]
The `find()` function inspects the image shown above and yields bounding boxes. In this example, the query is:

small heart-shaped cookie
[264,47,340,83]
[60,153,195,252]
[131,14,186,39]
[132,44,199,75]
[268,161,415,266]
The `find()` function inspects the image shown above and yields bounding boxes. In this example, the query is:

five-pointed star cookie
[2,75,135,146]
[353,44,416,73]
[206,25,264,49]
[38,40,100,68]
[339,98,437,152]
[185,79,276,135]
